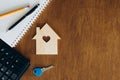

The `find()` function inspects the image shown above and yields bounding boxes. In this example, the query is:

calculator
[0,39,30,80]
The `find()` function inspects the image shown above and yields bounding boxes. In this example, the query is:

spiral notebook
[0,0,50,47]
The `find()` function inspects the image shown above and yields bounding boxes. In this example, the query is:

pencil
[8,4,39,30]
[0,6,30,18]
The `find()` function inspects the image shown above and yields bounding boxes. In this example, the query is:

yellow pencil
[0,6,30,18]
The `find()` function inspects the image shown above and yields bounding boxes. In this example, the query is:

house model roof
[33,24,61,40]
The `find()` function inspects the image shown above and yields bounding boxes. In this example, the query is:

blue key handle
[33,68,43,76]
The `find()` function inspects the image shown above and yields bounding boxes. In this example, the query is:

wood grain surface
[15,0,120,80]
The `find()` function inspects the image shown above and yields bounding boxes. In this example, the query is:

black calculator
[0,39,30,80]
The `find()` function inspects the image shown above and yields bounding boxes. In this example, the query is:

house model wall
[33,23,61,55]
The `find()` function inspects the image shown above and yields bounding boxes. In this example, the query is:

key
[42,65,54,72]
[33,65,54,77]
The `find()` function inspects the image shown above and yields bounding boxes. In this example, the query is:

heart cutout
[42,36,50,42]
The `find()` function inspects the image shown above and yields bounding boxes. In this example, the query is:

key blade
[42,65,54,72]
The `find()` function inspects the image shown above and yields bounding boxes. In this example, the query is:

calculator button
[9,55,16,60]
[11,73,17,80]
[1,57,5,61]
[11,64,19,70]
[1,75,8,80]
[15,57,28,66]
[10,56,14,59]
[5,52,13,57]
[11,65,15,69]
[5,52,10,57]
[0,52,4,57]
[0,71,3,77]
[0,57,7,64]
[6,61,9,65]
[5,60,12,66]
[6,70,12,76]
[0,63,2,67]
[0,48,5,52]
[15,58,25,66]
[11,64,21,74]
[1,66,7,72]
[5,52,9,55]
[0,54,3,58]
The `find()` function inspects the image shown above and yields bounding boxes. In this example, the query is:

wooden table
[16,0,120,80]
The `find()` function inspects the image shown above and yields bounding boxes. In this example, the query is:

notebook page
[0,0,30,37]
[0,0,50,47]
